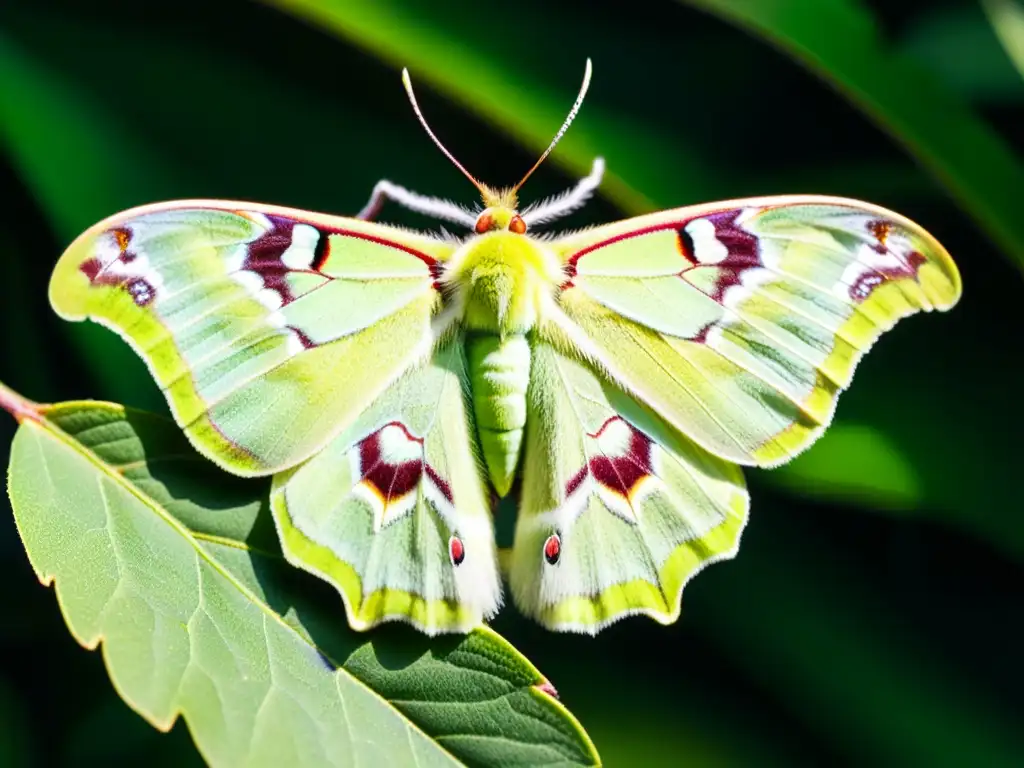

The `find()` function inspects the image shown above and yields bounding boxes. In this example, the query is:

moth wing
[271,339,501,634]
[549,196,961,466]
[510,342,747,633]
[50,201,455,475]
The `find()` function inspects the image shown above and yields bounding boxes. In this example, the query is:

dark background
[2,0,1022,764]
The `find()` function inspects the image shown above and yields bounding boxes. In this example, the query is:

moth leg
[521,157,605,227]
[355,179,477,228]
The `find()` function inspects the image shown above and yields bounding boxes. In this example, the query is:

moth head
[401,60,592,231]
[474,204,528,235]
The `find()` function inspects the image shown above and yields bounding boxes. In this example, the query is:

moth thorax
[453,234,561,334]
[466,333,531,497]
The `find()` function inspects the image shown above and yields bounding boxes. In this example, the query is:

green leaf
[5,397,598,767]
[982,0,1024,80]
[670,0,1024,268]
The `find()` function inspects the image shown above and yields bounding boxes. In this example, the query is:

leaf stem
[0,380,42,423]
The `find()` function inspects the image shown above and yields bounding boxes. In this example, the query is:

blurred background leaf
[2,0,1022,765]
[906,1,1024,98]
[982,0,1024,79]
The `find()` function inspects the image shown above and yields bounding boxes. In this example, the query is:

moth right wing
[510,342,748,634]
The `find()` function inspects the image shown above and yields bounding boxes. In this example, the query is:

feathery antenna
[402,68,486,196]
[512,58,593,193]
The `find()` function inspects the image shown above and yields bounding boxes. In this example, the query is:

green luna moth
[49,61,961,636]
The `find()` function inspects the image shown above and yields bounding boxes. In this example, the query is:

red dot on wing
[449,536,465,566]
[543,534,561,565]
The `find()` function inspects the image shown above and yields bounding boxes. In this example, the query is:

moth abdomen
[466,333,531,498]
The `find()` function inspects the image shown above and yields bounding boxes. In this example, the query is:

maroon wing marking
[563,417,655,501]
[356,421,454,506]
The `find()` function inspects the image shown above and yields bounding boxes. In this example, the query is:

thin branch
[0,381,43,424]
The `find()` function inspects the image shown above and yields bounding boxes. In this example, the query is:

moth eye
[509,215,527,235]
[543,533,561,565]
[475,213,493,234]
[449,535,466,566]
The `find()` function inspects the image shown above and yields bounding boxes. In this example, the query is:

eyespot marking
[113,227,132,253]
[543,533,561,565]
[126,277,155,306]
[868,219,892,253]
[449,536,465,566]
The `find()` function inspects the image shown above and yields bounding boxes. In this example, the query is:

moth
[50,61,961,635]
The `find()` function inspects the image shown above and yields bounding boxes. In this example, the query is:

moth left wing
[510,342,748,633]
[271,338,501,635]
[549,196,961,466]
[49,201,454,475]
